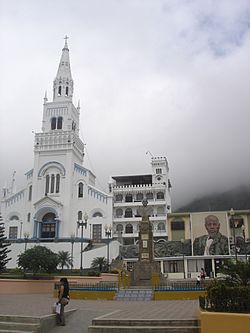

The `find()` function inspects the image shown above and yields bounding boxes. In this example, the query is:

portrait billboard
[191,212,230,256]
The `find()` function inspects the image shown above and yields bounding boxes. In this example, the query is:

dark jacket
[193,232,229,255]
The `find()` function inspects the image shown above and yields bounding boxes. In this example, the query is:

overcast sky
[0,0,250,210]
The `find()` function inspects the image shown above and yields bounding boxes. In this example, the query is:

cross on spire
[63,35,69,50]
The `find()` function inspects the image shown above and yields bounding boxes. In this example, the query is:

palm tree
[57,251,72,271]
[91,257,107,273]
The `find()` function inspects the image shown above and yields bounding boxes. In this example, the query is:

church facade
[1,39,117,268]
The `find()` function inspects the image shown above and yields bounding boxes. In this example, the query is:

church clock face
[155,175,162,182]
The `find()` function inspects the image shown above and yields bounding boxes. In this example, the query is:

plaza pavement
[0,294,200,333]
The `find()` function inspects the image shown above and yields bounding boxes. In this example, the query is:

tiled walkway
[0,294,199,332]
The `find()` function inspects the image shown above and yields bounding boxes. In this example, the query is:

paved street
[0,294,199,333]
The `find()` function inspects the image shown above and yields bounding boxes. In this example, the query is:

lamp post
[105,225,112,271]
[181,238,186,279]
[77,213,88,274]
[230,208,238,262]
[241,225,247,262]
[23,232,29,251]
[70,233,75,270]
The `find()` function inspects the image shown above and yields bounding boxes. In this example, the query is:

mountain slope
[176,185,250,213]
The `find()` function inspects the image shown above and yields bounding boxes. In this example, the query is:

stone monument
[131,199,160,286]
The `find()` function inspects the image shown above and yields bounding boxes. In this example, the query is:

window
[51,117,57,130]
[125,208,133,218]
[171,220,185,241]
[56,174,60,193]
[78,182,83,198]
[115,194,123,202]
[28,185,32,201]
[146,192,153,200]
[9,215,19,221]
[58,86,62,96]
[135,193,143,201]
[158,222,166,231]
[93,212,103,218]
[45,175,50,194]
[125,224,133,234]
[116,224,123,232]
[9,226,18,239]
[125,194,133,202]
[156,168,162,174]
[116,208,123,218]
[65,86,69,96]
[78,211,83,220]
[50,174,55,193]
[27,213,31,222]
[57,117,63,129]
[156,192,164,200]
[157,207,165,216]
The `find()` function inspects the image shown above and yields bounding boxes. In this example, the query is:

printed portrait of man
[193,214,229,256]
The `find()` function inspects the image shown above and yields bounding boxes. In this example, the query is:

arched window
[125,194,133,202]
[157,206,165,216]
[146,192,153,200]
[28,185,32,201]
[125,224,133,234]
[116,208,123,218]
[116,224,123,232]
[136,193,143,201]
[56,174,60,193]
[51,117,57,130]
[156,192,164,200]
[125,208,133,218]
[27,213,31,222]
[57,117,63,129]
[158,222,166,231]
[93,212,103,218]
[9,215,19,221]
[115,194,123,202]
[50,174,55,193]
[65,86,69,96]
[78,182,83,198]
[78,211,83,220]
[58,86,62,96]
[45,175,50,194]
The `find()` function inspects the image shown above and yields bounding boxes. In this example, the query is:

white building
[1,39,118,269]
[109,156,172,245]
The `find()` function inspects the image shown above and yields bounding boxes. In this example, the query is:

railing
[154,280,206,291]
[54,282,118,291]
[199,295,250,313]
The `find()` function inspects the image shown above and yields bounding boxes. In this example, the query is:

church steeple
[53,36,74,102]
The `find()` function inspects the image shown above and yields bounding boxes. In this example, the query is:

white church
[1,39,171,270]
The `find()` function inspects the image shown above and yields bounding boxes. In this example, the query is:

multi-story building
[109,156,172,245]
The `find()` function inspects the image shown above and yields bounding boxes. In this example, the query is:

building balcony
[113,199,166,207]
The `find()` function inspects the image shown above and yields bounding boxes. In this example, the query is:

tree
[91,257,108,273]
[0,214,11,272]
[57,251,72,270]
[218,259,250,286]
[18,246,59,274]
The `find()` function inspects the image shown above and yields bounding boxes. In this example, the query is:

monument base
[131,261,160,286]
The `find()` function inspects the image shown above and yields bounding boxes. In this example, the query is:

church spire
[53,36,74,102]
